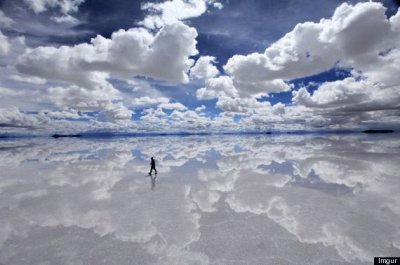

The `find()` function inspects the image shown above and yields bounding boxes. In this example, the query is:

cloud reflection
[0,134,399,264]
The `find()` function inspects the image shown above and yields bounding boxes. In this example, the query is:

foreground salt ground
[0,134,399,265]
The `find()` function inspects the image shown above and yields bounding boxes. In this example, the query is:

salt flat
[0,134,399,265]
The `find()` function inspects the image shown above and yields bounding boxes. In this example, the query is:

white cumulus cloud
[190,56,220,79]
[139,0,223,30]
[197,2,400,130]
[17,22,198,85]
[224,2,395,83]
[23,0,85,15]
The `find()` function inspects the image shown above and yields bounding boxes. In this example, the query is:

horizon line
[0,129,397,139]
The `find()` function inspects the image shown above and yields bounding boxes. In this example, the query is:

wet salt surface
[0,134,399,265]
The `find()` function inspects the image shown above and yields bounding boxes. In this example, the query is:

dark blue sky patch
[257,91,294,106]
[75,0,147,41]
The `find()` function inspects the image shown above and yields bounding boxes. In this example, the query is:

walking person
[149,157,157,175]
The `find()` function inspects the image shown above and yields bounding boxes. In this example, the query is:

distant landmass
[363,130,394,134]
[52,134,82,138]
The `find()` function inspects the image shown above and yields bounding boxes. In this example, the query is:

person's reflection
[149,173,157,191]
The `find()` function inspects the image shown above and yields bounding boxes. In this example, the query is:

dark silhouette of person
[149,157,157,175]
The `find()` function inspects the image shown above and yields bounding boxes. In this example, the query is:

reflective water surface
[0,134,400,265]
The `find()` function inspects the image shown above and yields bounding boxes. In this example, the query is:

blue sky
[0,0,399,135]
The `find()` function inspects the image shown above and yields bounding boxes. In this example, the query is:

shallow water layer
[0,134,399,265]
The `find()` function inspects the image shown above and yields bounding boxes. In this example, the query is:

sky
[0,0,399,135]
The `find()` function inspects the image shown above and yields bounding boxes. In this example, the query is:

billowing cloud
[216,96,271,113]
[139,0,223,29]
[17,22,198,84]
[47,84,133,121]
[224,2,395,83]
[0,106,49,129]
[23,0,85,15]
[196,76,238,100]
[0,30,10,55]
[190,56,220,79]
[195,2,400,130]
[197,75,291,100]
[293,78,372,108]
[138,107,212,132]
[15,21,198,121]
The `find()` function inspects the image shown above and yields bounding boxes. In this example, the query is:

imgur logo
[374,257,400,265]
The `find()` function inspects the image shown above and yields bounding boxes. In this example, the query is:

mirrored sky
[0,134,399,264]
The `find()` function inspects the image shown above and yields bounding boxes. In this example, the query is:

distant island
[52,134,82,138]
[363,130,394,134]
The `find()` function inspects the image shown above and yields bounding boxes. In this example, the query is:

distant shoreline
[0,129,398,139]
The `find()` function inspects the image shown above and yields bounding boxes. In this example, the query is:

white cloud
[102,102,133,121]
[235,79,292,97]
[272,102,285,115]
[15,21,198,121]
[159,102,188,111]
[195,2,400,130]
[196,76,238,100]
[9,75,47,85]
[197,75,291,100]
[0,106,49,129]
[195,105,206,113]
[212,2,223,10]
[140,0,215,30]
[292,76,400,129]
[50,14,80,24]
[190,56,220,79]
[169,109,210,129]
[224,2,394,83]
[0,30,10,55]
[0,10,13,27]
[17,22,198,84]
[47,83,133,121]
[23,0,85,15]
[132,97,170,108]
[293,78,371,108]
[137,107,215,132]
[196,87,217,100]
[131,97,189,114]
[216,96,271,113]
